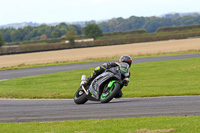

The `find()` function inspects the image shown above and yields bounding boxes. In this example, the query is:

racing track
[0,96,200,123]
[0,53,200,80]
[0,53,200,123]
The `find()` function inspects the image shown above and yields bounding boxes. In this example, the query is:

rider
[81,55,133,98]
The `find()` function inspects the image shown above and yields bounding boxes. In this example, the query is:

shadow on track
[77,98,138,105]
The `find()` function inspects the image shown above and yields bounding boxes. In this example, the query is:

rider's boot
[115,89,123,98]
[84,75,94,87]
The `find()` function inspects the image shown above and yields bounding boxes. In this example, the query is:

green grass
[1,116,200,133]
[125,57,200,97]
[0,51,199,71]
[0,57,199,99]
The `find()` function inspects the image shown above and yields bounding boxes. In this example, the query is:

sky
[0,0,200,25]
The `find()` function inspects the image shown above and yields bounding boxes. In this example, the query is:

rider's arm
[102,62,119,69]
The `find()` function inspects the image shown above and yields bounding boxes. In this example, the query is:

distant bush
[98,29,148,40]
[157,25,200,32]
[104,30,147,36]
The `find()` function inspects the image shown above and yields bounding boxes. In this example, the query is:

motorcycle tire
[100,82,121,103]
[74,87,88,104]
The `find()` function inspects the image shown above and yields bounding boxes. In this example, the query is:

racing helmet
[119,55,133,67]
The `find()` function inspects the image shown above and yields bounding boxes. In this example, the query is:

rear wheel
[74,87,88,104]
[100,82,121,103]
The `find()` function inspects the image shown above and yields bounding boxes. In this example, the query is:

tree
[51,31,58,38]
[3,30,12,42]
[0,33,5,47]
[83,24,103,39]
[66,29,77,46]
[40,34,47,40]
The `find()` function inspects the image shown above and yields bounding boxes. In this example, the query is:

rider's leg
[115,89,123,98]
[84,66,105,86]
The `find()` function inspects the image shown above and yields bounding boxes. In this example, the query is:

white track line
[0,79,8,81]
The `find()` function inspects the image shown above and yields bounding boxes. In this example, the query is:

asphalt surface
[0,53,200,80]
[0,96,200,123]
[0,53,200,123]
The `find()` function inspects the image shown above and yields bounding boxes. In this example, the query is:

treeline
[0,23,82,43]
[1,14,200,43]
[99,14,200,33]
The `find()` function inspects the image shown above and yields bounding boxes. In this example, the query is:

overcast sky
[1,0,200,25]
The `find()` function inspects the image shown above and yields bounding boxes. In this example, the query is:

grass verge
[0,50,199,71]
[1,116,200,133]
[0,57,199,99]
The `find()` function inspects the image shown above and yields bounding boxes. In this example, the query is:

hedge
[1,31,200,55]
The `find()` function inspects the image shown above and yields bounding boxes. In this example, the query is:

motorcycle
[74,62,130,104]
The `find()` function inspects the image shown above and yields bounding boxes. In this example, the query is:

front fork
[80,75,89,95]
[81,85,88,95]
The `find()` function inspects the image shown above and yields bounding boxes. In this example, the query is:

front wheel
[100,82,121,103]
[74,87,88,104]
